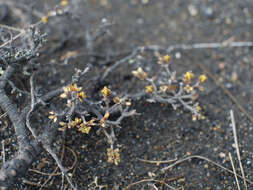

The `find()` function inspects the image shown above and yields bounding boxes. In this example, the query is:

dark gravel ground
[1,0,253,189]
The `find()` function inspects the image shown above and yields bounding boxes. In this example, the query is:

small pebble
[225,83,232,89]
[142,0,149,4]
[203,7,214,19]
[219,152,226,158]
[175,52,181,59]
[188,5,198,16]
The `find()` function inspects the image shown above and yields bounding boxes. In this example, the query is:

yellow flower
[104,112,110,119]
[160,85,168,92]
[101,86,112,99]
[107,148,120,165]
[192,114,197,121]
[41,16,48,23]
[183,71,194,83]
[71,117,82,127]
[100,112,110,127]
[192,114,205,121]
[77,91,87,102]
[69,83,82,92]
[198,74,207,83]
[62,84,82,93]
[125,101,131,106]
[60,92,67,99]
[48,111,57,122]
[61,0,68,7]
[145,85,154,93]
[113,96,121,104]
[78,123,91,134]
[184,84,193,93]
[58,121,70,131]
[196,105,201,112]
[63,86,69,92]
[87,119,96,126]
[163,55,171,63]
[132,67,148,80]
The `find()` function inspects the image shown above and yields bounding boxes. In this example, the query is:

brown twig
[29,146,77,177]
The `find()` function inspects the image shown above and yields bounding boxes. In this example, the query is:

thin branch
[26,73,38,139]
[42,144,78,190]
[102,42,253,79]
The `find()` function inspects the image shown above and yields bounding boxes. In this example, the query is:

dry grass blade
[198,63,253,125]
[161,155,253,185]
[123,179,177,190]
[230,110,247,190]
[138,158,177,166]
[229,152,241,190]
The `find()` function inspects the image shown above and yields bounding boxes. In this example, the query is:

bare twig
[42,144,78,190]
[102,41,253,79]
[26,73,38,139]
[88,176,108,190]
[29,146,77,177]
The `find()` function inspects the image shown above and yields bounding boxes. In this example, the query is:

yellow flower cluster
[41,0,68,23]
[184,84,193,93]
[158,54,171,64]
[107,148,120,165]
[54,111,112,133]
[145,85,154,93]
[48,111,57,122]
[60,83,86,103]
[159,84,178,93]
[182,71,207,93]
[101,86,112,99]
[183,71,195,83]
[198,74,207,83]
[58,117,96,134]
[41,16,48,24]
[163,55,171,63]
[132,67,148,80]
[192,105,206,121]
[61,0,68,7]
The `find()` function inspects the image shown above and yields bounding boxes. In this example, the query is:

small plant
[132,54,207,121]
[49,70,136,165]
